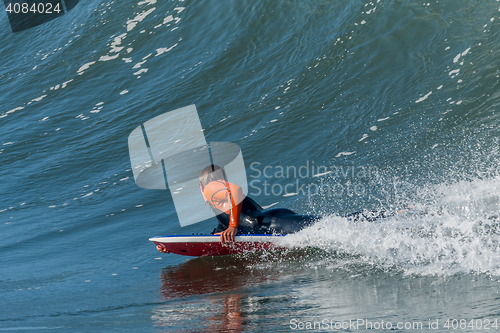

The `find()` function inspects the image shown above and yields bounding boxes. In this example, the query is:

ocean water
[2,0,500,331]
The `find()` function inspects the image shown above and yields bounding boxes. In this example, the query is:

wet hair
[199,164,227,188]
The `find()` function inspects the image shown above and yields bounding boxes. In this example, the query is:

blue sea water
[2,0,500,331]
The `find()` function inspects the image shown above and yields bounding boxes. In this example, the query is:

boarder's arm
[217,183,244,243]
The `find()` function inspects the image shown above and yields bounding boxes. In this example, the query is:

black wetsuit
[211,196,318,235]
[211,196,393,235]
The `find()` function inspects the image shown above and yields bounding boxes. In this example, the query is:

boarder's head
[199,164,226,192]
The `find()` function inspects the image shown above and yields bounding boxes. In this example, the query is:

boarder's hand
[156,245,170,253]
[216,227,237,243]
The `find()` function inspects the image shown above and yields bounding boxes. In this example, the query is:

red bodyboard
[150,235,284,257]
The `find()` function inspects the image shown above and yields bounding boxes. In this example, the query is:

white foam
[262,202,279,209]
[77,61,96,75]
[133,68,148,75]
[3,106,24,118]
[61,79,73,89]
[133,60,147,69]
[276,176,500,276]
[126,7,156,32]
[335,151,355,158]
[313,171,332,177]
[31,95,47,102]
[163,15,174,24]
[415,91,432,103]
[100,54,120,61]
[156,43,178,56]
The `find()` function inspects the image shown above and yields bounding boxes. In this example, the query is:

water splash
[277,176,500,277]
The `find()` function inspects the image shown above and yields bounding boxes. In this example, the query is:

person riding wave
[156,164,318,253]
[156,164,411,253]
[198,164,320,243]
